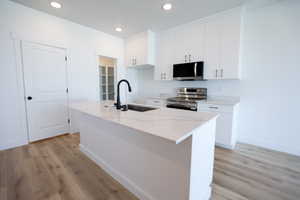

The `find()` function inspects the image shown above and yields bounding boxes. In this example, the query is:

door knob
[27,96,33,100]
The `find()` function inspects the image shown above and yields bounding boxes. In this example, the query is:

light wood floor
[0,134,299,200]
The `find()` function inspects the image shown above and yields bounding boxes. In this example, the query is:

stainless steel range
[166,88,207,111]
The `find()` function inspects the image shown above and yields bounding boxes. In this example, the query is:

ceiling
[10,0,248,38]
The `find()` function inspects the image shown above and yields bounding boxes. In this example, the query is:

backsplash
[128,68,241,100]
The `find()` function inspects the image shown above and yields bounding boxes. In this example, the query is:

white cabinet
[171,23,205,64]
[204,11,241,80]
[155,32,174,80]
[125,30,156,67]
[183,22,205,63]
[156,22,205,80]
[198,103,239,149]
[203,19,220,80]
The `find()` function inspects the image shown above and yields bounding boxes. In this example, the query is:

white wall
[0,0,124,149]
[134,0,300,156]
[0,30,28,150]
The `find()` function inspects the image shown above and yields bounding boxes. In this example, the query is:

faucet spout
[115,79,132,110]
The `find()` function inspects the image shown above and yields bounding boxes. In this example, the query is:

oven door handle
[194,62,197,77]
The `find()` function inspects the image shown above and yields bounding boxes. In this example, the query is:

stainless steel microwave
[173,61,204,81]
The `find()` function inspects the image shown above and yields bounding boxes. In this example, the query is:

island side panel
[189,118,217,200]
[78,112,192,200]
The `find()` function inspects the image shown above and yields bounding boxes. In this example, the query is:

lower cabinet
[197,103,239,149]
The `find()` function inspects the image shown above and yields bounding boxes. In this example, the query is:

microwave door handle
[194,63,197,77]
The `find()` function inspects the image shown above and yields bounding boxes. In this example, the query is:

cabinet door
[125,37,138,66]
[125,32,147,66]
[203,19,220,80]
[185,22,205,62]
[172,27,188,64]
[156,31,174,80]
[215,113,233,147]
[125,40,133,66]
[219,12,241,79]
[135,32,147,66]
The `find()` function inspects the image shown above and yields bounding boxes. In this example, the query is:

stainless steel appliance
[166,88,207,111]
[173,61,204,81]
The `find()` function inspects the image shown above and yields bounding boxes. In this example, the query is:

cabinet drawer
[198,104,233,113]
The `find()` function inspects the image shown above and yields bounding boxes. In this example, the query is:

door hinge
[65,56,67,61]
[66,88,69,93]
[68,119,70,124]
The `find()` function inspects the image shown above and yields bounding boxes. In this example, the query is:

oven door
[173,62,204,80]
[166,102,198,111]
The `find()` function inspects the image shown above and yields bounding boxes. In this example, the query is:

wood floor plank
[5,147,34,200]
[212,184,249,200]
[50,136,138,200]
[0,149,7,200]
[1,134,300,200]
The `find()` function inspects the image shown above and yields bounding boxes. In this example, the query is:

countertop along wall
[133,0,300,156]
[0,0,124,149]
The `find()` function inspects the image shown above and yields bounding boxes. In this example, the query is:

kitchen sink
[127,104,158,112]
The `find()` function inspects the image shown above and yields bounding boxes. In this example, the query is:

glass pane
[108,76,114,86]
[107,67,114,76]
[101,76,106,85]
[100,66,106,75]
[108,93,114,100]
[102,85,106,92]
[108,85,114,94]
[102,94,107,100]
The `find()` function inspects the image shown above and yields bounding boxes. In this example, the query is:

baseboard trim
[79,144,155,200]
[215,142,235,150]
[0,140,28,151]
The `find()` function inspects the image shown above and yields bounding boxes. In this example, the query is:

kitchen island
[71,102,218,200]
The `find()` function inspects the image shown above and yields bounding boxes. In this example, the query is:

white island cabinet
[71,102,218,200]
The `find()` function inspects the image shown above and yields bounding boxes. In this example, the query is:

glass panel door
[99,56,116,101]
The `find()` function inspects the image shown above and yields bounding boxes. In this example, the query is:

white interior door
[22,42,69,142]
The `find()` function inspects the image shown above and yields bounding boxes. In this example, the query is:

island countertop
[70,102,218,144]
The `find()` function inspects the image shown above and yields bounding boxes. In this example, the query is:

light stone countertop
[70,101,218,144]
[197,96,240,106]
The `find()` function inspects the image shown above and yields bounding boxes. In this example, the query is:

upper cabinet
[155,22,205,80]
[125,30,156,67]
[129,9,242,81]
[204,11,241,80]
[169,22,205,65]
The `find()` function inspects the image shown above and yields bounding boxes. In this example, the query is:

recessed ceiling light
[115,27,123,32]
[162,3,172,11]
[50,1,62,9]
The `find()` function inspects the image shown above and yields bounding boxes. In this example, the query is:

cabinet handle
[189,54,191,62]
[215,69,218,78]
